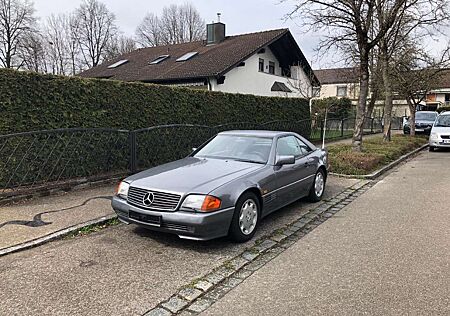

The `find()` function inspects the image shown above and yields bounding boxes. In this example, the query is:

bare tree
[393,45,450,136]
[136,13,161,47]
[44,14,70,75]
[181,2,206,42]
[376,0,450,141]
[18,30,47,72]
[104,35,136,60]
[0,0,35,68]
[74,0,117,68]
[287,0,418,151]
[136,3,205,47]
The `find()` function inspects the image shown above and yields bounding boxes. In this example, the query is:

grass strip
[328,134,428,175]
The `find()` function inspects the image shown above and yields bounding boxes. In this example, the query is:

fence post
[371,118,374,133]
[340,119,344,137]
[129,131,137,173]
[320,120,324,141]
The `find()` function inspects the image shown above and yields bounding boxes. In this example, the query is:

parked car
[111,130,328,242]
[429,111,450,152]
[403,111,438,135]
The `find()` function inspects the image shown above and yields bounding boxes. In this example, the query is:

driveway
[0,176,359,316]
[202,150,450,315]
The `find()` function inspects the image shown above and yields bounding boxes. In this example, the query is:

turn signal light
[201,195,221,212]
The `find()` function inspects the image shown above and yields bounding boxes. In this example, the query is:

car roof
[218,130,294,138]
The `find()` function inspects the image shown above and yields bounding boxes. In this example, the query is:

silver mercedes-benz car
[112,130,328,242]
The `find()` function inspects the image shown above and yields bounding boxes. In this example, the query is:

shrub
[312,97,353,119]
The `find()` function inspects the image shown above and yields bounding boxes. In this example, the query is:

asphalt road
[202,150,450,316]
[0,176,358,316]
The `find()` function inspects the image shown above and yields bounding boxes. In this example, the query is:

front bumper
[429,139,450,148]
[404,126,432,134]
[111,196,235,240]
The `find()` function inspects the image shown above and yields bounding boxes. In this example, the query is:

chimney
[206,13,225,45]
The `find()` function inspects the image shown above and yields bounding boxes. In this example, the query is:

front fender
[208,179,262,210]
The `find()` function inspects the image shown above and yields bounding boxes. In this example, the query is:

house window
[259,58,264,72]
[337,86,347,97]
[269,61,275,74]
[312,87,321,97]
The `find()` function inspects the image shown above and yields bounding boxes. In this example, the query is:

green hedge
[312,97,353,119]
[0,68,310,134]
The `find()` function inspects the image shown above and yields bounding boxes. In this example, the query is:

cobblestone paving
[143,180,373,315]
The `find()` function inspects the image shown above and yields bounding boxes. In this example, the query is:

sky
[32,0,449,69]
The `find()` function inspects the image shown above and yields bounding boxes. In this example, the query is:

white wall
[209,46,312,98]
[318,83,359,100]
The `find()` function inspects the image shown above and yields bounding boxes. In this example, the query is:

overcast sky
[33,0,448,69]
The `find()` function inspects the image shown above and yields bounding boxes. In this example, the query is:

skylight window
[176,52,198,62]
[150,55,170,64]
[107,59,128,69]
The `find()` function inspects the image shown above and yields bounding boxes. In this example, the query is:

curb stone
[143,180,376,315]
[330,143,428,179]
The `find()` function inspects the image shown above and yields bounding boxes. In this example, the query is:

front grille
[127,186,181,211]
[441,135,450,139]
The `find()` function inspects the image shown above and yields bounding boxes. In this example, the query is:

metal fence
[0,117,383,198]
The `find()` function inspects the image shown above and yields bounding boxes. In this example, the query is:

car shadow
[130,196,316,253]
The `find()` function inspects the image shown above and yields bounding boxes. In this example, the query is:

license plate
[129,210,161,226]
[443,140,450,144]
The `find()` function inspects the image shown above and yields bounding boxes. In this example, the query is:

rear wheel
[308,169,326,202]
[229,192,260,243]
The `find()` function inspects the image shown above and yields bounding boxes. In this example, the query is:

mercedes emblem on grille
[142,192,155,206]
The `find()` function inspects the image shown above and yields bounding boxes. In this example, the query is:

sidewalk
[0,185,114,251]
[202,150,450,315]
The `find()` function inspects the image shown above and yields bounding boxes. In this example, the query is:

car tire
[308,169,326,202]
[229,192,260,243]
[429,146,435,152]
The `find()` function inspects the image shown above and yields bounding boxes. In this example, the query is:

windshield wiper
[435,124,450,127]
[232,158,265,164]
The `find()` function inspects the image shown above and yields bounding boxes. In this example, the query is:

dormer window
[107,59,128,69]
[150,55,170,64]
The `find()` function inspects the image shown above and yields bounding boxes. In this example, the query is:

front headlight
[116,181,130,199]
[181,194,221,212]
[430,132,438,140]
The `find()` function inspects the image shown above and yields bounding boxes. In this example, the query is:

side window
[276,136,302,158]
[295,137,312,155]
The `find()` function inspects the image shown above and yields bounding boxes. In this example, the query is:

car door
[274,135,314,206]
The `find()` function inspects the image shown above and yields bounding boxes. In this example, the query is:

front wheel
[308,169,326,202]
[228,192,260,243]
[429,146,435,152]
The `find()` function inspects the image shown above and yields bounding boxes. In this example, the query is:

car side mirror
[275,155,295,166]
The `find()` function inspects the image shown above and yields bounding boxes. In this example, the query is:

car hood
[126,157,264,194]
[431,126,450,134]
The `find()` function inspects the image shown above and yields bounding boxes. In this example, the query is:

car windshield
[416,112,437,121]
[435,115,450,127]
[194,134,273,164]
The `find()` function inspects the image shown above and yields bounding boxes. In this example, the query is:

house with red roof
[80,22,319,98]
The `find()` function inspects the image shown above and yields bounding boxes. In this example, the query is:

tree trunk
[407,98,416,136]
[381,44,393,142]
[366,86,379,118]
[352,49,370,152]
